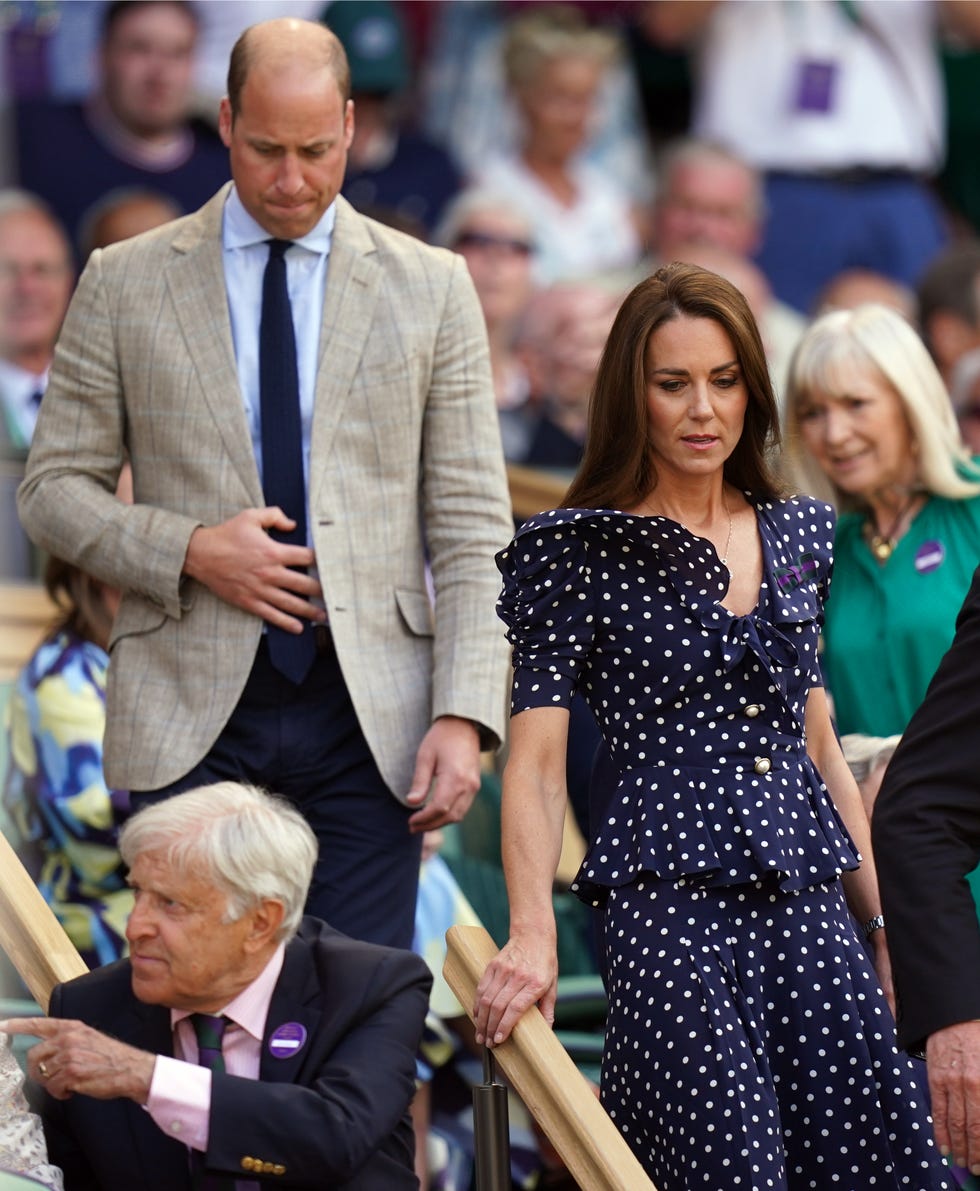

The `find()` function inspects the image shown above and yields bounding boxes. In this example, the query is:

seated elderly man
[0,782,431,1189]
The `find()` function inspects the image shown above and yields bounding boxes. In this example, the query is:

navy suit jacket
[39,917,431,1189]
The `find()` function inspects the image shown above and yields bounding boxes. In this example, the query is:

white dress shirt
[0,358,47,450]
[221,185,336,545]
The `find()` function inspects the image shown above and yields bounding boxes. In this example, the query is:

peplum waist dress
[494,496,954,1189]
[496,496,859,904]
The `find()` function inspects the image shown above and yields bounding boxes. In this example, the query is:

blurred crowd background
[5,0,980,510]
[6,0,980,520]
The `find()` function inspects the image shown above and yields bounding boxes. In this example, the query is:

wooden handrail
[0,831,87,1011]
[443,924,657,1191]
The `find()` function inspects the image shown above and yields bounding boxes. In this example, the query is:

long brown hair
[563,262,784,510]
[44,556,115,651]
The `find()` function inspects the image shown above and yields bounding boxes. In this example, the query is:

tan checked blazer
[18,187,513,797]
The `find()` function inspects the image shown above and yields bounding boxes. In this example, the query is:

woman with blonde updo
[478,5,643,285]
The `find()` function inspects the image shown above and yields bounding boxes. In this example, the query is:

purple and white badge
[914,540,945,574]
[793,59,838,114]
[268,1022,308,1059]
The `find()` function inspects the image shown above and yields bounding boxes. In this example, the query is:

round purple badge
[914,539,945,575]
[268,1022,308,1059]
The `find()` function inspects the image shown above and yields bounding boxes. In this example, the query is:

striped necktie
[189,1014,235,1190]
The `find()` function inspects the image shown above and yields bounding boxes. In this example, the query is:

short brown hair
[226,22,351,119]
[564,262,784,511]
[102,0,197,44]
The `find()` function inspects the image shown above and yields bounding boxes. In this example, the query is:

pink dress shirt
[145,943,286,1185]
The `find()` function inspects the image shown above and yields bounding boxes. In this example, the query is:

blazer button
[262,1162,275,1174]
[273,1165,286,1176]
[744,703,761,717]
[241,1157,255,1172]
[753,756,771,774]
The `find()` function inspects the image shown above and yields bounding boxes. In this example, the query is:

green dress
[823,492,980,737]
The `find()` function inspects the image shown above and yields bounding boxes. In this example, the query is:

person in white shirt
[478,6,644,286]
[646,0,980,314]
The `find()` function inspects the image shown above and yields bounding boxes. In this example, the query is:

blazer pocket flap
[108,594,169,649]
[356,349,423,387]
[395,587,434,637]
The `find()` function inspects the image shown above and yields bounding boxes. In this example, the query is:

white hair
[0,188,71,257]
[784,303,980,506]
[657,136,764,220]
[119,782,317,941]
[433,186,535,252]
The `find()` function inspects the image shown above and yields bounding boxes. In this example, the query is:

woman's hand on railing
[473,934,558,1047]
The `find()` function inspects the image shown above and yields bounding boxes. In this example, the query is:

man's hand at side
[406,716,481,833]
[183,507,326,632]
[927,1020,980,1175]
[1,1017,156,1105]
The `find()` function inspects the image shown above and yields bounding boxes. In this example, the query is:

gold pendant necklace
[867,492,918,563]
[869,534,895,562]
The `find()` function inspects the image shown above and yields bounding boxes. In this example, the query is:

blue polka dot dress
[496,497,952,1190]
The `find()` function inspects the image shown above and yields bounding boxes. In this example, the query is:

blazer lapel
[310,198,382,504]
[165,185,263,505]
[259,934,323,1086]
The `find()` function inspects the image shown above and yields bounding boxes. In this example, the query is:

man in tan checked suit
[17,17,513,949]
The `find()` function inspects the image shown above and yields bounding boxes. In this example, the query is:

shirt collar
[171,941,286,1044]
[222,184,336,256]
[0,358,47,410]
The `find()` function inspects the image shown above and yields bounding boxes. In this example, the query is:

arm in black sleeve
[873,566,980,1053]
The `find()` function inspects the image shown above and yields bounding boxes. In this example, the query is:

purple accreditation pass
[793,59,838,114]
[914,540,945,575]
[268,1022,308,1059]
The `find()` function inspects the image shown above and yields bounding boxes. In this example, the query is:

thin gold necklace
[639,491,734,568]
[867,491,918,563]
[674,494,734,569]
[718,491,734,569]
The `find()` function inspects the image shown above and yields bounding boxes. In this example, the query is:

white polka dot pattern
[496,498,857,900]
[496,497,953,1188]
[601,879,951,1188]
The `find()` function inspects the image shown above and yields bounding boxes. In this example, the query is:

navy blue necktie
[260,238,316,684]
[189,1014,235,1190]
